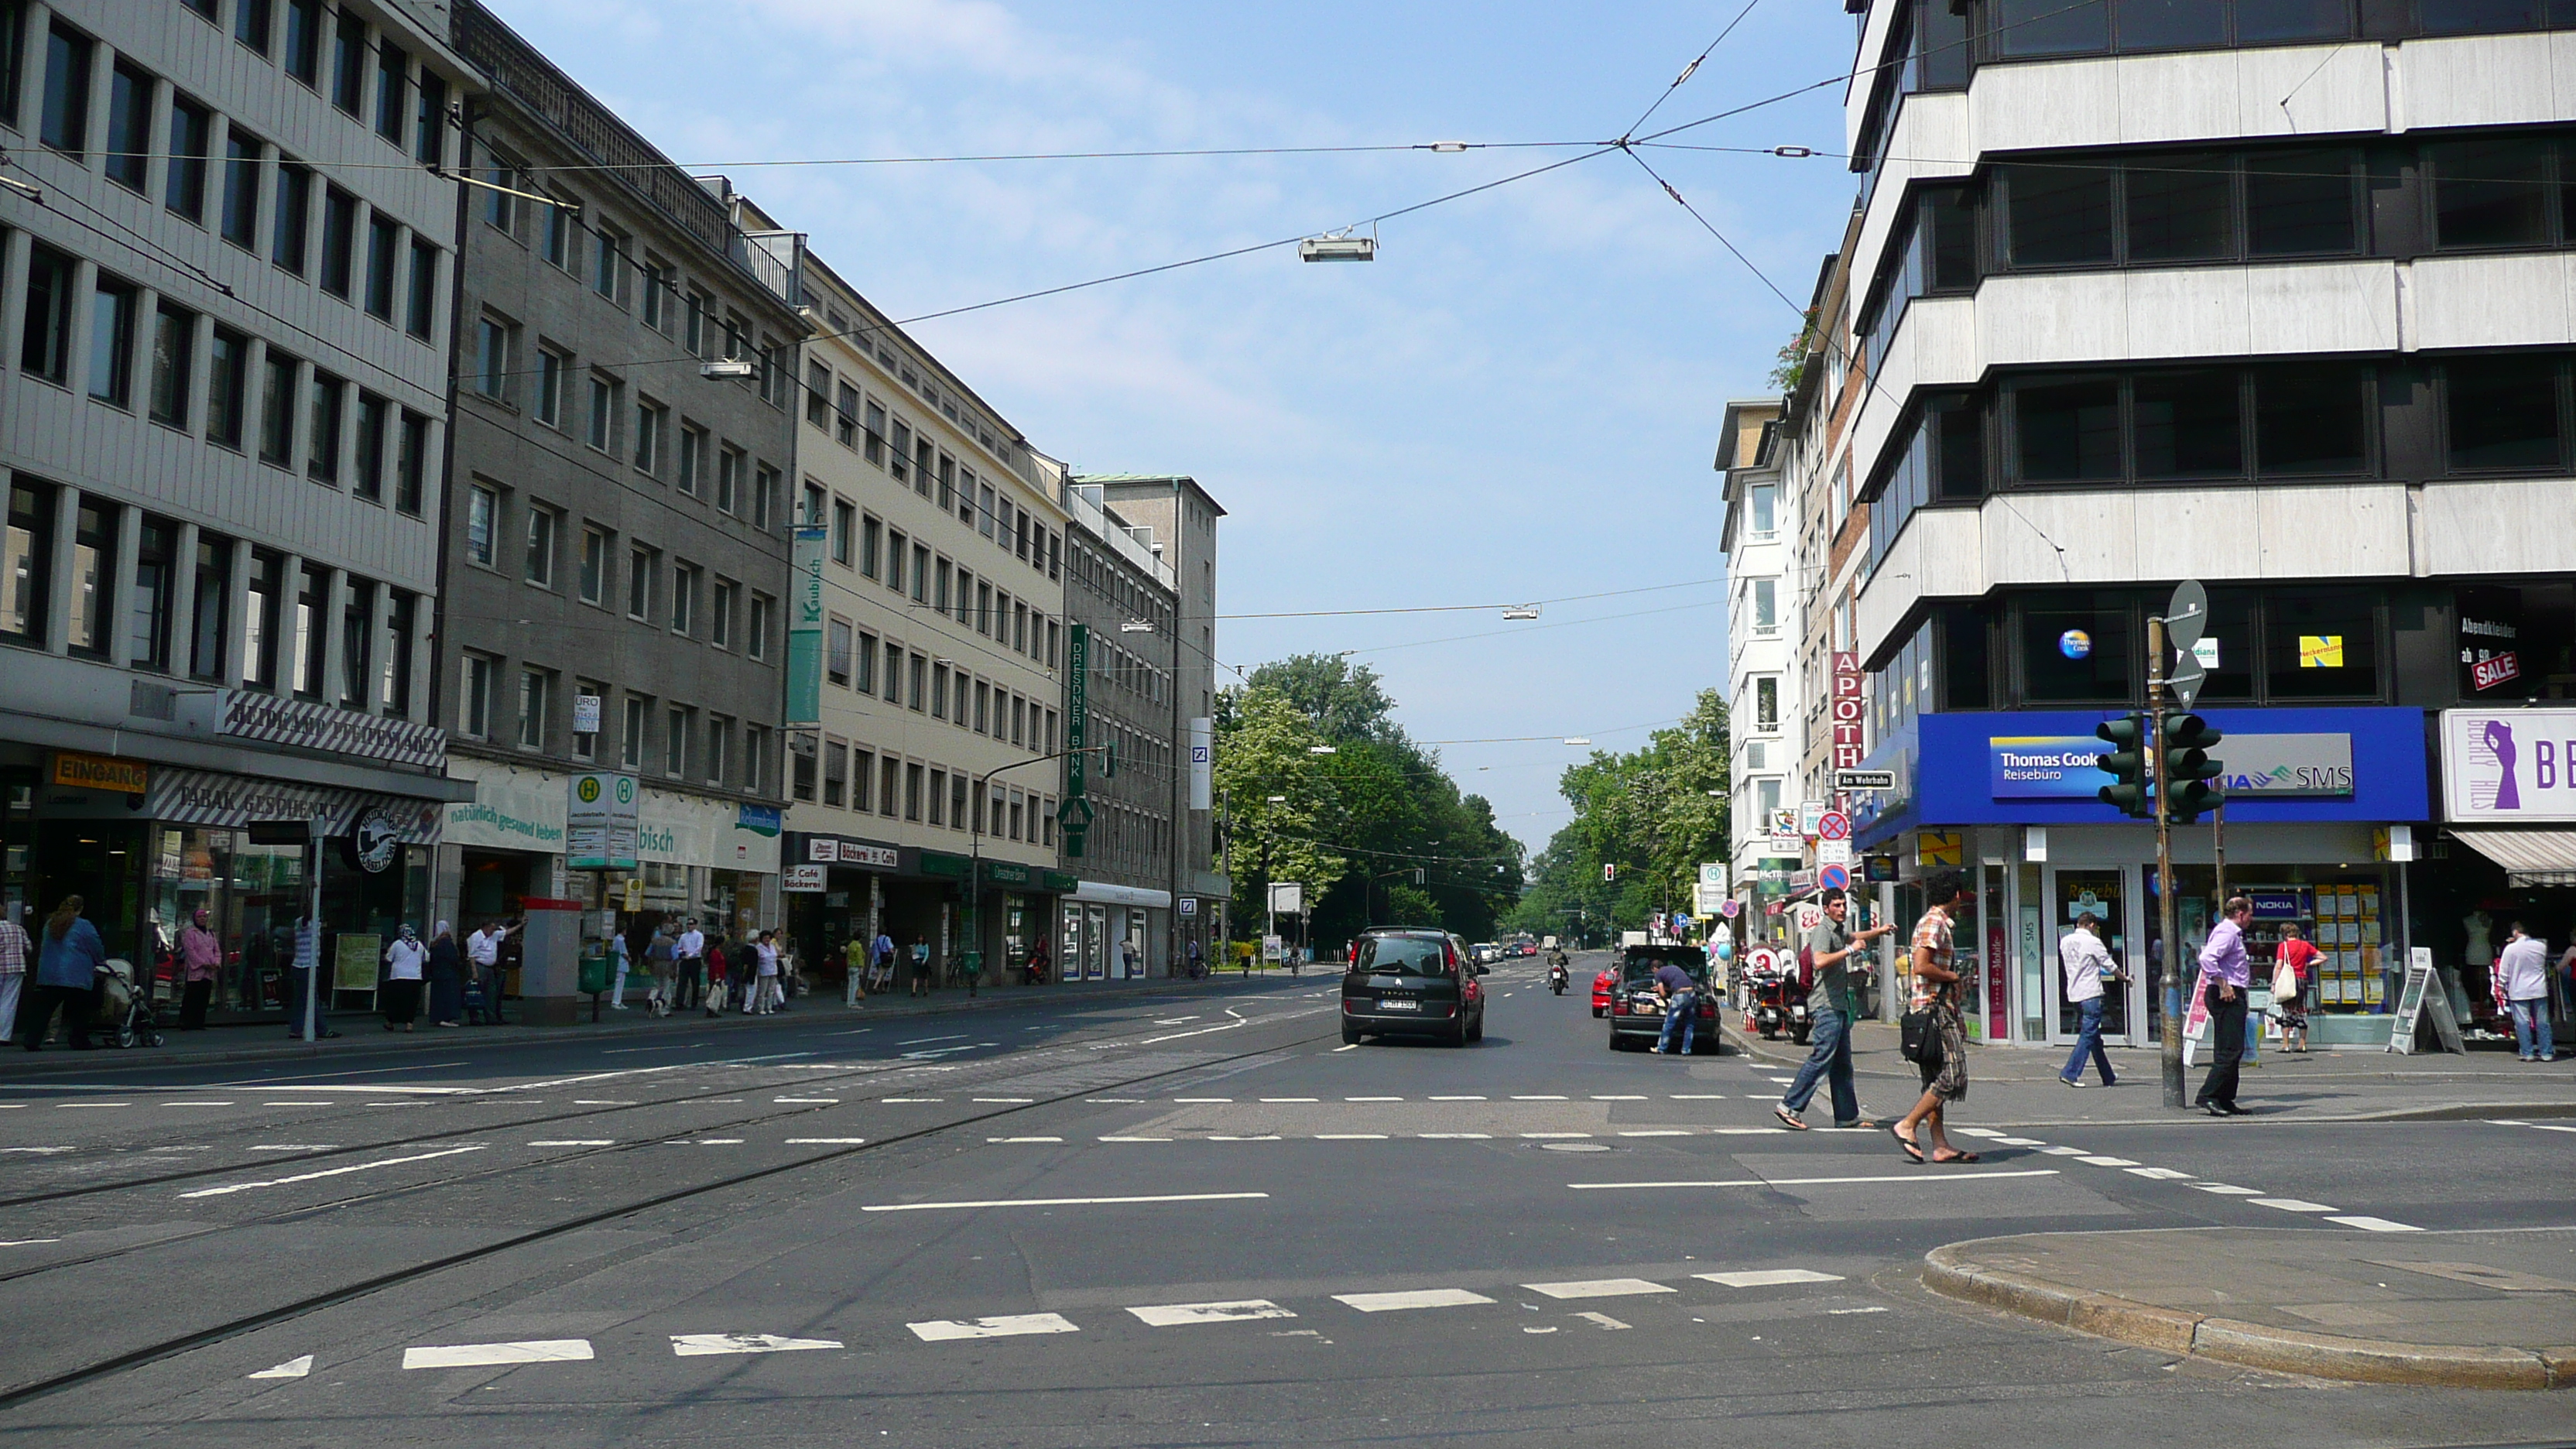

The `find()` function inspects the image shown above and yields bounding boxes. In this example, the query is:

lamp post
[968,745,1107,987]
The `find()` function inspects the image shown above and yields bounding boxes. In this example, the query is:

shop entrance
[33,820,150,964]
[2043,866,2144,1048]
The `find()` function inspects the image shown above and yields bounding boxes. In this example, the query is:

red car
[1591,964,1619,1018]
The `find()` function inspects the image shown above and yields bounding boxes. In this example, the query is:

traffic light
[2094,711,2151,817]
[1103,737,1118,778]
[1603,863,1618,883]
[2162,712,2225,824]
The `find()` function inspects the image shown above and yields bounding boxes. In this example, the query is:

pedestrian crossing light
[2094,711,2151,818]
[1603,863,1618,883]
[2161,712,2225,824]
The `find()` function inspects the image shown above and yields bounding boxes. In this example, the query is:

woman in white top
[382,926,427,1033]
[752,931,783,1015]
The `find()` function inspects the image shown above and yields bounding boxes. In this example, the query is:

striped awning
[2450,830,2576,887]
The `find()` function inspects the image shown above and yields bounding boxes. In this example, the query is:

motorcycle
[1548,961,1570,995]
[1745,958,1800,1042]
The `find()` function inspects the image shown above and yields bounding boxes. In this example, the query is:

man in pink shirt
[178,908,223,1030]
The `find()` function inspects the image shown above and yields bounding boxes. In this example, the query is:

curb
[1923,1238,2574,1390]
[0,975,1246,1081]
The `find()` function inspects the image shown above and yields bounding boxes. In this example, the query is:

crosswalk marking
[1333,1288,1495,1313]
[1954,1128,2007,1139]
[1126,1300,1297,1327]
[2250,1197,2338,1212]
[529,1139,616,1147]
[1694,1269,1845,1288]
[1573,1311,1631,1330]
[403,1339,593,1369]
[862,1192,1266,1213]
[670,1333,841,1356]
[1418,1132,1489,1139]
[2125,1167,2194,1180]
[1995,1137,2047,1146]
[1430,1095,1487,1101]
[2074,1156,2139,1167]
[2193,1183,2262,1194]
[908,1314,1079,1342]
[1617,1129,1689,1138]
[2039,1146,2088,1156]
[1523,1278,1674,1300]
[785,1137,868,1145]
[990,1136,1064,1143]
[1520,1131,1592,1139]
[1100,1136,1173,1142]
[247,1355,312,1379]
[2325,1215,2421,1232]
[1316,1133,1388,1140]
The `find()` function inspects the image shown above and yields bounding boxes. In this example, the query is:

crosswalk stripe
[785,1137,868,1144]
[2250,1197,2338,1212]
[1571,1169,2060,1190]
[2039,1146,2089,1156]
[1100,1136,1172,1142]
[1316,1133,1387,1140]
[1333,1288,1495,1313]
[1522,1278,1674,1300]
[1419,1132,1489,1139]
[990,1136,1063,1143]
[1694,1269,1844,1288]
[403,1339,593,1369]
[529,1139,616,1147]
[2192,1184,2262,1194]
[247,1355,312,1379]
[670,1333,841,1356]
[2126,1166,2194,1180]
[2325,1215,2421,1232]
[908,1314,1079,1342]
[1617,1130,1690,1137]
[1126,1300,1297,1327]
[2074,1156,2138,1166]
[863,1192,1266,1213]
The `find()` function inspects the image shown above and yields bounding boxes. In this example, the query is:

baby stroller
[94,959,166,1050]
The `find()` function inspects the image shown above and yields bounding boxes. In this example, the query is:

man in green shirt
[1774,890,1895,1131]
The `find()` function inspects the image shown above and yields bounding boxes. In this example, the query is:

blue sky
[490,0,1865,849]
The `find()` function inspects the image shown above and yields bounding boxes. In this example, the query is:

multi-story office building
[430,0,798,1003]
[1058,481,1180,979]
[1,0,471,1021]
[1841,0,2576,1051]
[1082,474,1227,964]
[1716,399,1793,936]
[776,236,1074,992]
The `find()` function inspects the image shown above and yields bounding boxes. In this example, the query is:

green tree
[1508,688,1730,936]
[1211,686,1351,926]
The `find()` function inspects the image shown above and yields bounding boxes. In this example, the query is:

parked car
[1342,928,1487,1047]
[1606,944,1720,1053]
[1591,961,1619,1018]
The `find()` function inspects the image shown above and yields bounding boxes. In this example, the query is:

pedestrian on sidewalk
[1027,937,1051,985]
[466,920,512,1025]
[2195,896,2256,1115]
[0,909,30,1044]
[382,925,426,1032]
[844,933,868,1002]
[644,924,676,1016]
[286,915,337,1040]
[676,918,705,1010]
[2057,913,2119,1088]
[22,896,104,1050]
[1891,872,1973,1163]
[426,922,464,1026]
[872,928,896,995]
[609,928,631,1009]
[2496,921,2557,1063]
[1775,889,1892,1130]
[752,931,783,1014]
[704,934,731,1015]
[2273,923,2319,1053]
[177,908,221,1030]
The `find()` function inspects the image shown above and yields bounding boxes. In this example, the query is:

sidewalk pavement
[1926,1227,2576,1389]
[1728,1017,2576,1123]
[0,974,1235,1080]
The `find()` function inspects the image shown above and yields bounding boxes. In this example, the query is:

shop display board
[2389,951,2465,1054]
[334,933,381,1001]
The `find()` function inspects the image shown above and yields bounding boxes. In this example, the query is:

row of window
[820,617,1060,759]
[1862,133,2576,373]
[166,0,450,163]
[4,475,420,713]
[796,738,1059,851]
[1864,355,2576,573]
[818,492,1063,673]
[17,242,436,509]
[475,140,795,409]
[811,293,1019,463]
[458,663,772,799]
[1067,540,1175,637]
[806,360,1061,585]
[458,483,778,664]
[13,19,446,344]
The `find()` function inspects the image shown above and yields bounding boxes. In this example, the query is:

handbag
[1899,1005,1937,1064]
[2270,961,2300,1000]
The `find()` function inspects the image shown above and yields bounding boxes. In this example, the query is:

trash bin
[577,952,611,997]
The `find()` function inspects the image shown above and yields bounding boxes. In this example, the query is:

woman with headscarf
[425,921,464,1027]
[22,896,105,1050]
[177,908,223,1029]
[382,925,426,1032]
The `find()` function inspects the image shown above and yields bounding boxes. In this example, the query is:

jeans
[2061,996,2115,1084]
[2196,981,2248,1108]
[2509,997,2556,1060]
[21,981,94,1047]
[285,967,329,1036]
[1657,999,1698,1053]
[1780,1006,1859,1124]
[0,973,18,1042]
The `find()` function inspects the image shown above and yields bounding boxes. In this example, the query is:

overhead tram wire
[192,137,1608,177]
[1341,596,1727,658]
[1617,0,1769,143]
[1216,574,1725,621]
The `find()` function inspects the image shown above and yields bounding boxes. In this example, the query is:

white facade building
[1717,398,1795,930]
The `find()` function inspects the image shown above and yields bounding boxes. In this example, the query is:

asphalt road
[2,953,2570,1447]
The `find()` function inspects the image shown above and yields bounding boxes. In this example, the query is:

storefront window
[2265,589,2378,698]
[2019,593,2135,702]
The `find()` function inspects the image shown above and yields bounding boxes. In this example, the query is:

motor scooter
[1548,961,1570,995]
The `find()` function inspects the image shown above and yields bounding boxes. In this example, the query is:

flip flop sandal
[1773,1105,1809,1131]
[1889,1124,1925,1163]
[1934,1150,1982,1164]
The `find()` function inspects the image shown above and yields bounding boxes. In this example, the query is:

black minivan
[1341,928,1487,1046]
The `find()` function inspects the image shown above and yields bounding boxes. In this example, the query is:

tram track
[0,1011,1338,1412]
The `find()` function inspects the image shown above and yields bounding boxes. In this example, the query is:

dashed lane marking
[1570,1170,2060,1191]
[2039,1147,2089,1156]
[1512,1094,1567,1101]
[1334,1288,1495,1313]
[1617,1130,1690,1138]
[57,1103,128,1109]
[1573,1311,1630,1330]
[1954,1128,2007,1139]
[1430,1095,1487,1101]
[164,1101,235,1107]
[1994,1137,2047,1146]
[0,1146,73,1154]
[1316,1134,1388,1141]
[1670,1094,1726,1100]
[1174,1098,1233,1104]
[1345,1096,1403,1102]
[1331,1044,1358,1053]
[882,1098,943,1103]
[908,1314,1079,1342]
[862,1192,1266,1214]
[1100,1136,1173,1142]
[181,1145,488,1199]
[1523,1279,1675,1300]
[1127,1300,1297,1327]
[1261,1098,1320,1104]
[2326,1216,2422,1232]
[246,1355,312,1379]
[1520,1132,1593,1139]
[2074,1156,2139,1167]
[1591,1095,1646,1101]
[263,1102,336,1108]
[248,1144,337,1151]
[2126,1167,2194,1180]
[1694,1269,1845,1288]
[671,1333,842,1356]
[0,1239,62,1248]
[773,1097,840,1104]
[529,1139,616,1147]
[973,1098,1034,1104]
[403,1339,593,1369]
[785,1138,868,1145]
[2193,1184,2263,1194]
[2249,1197,2338,1213]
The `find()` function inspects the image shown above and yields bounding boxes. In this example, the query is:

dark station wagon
[1341,928,1488,1046]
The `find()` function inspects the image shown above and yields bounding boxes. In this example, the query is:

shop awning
[2451,830,2576,887]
